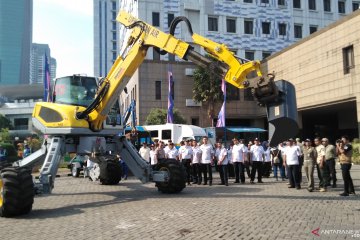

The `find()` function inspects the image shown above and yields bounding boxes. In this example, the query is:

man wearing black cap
[283,138,301,189]
[249,138,265,184]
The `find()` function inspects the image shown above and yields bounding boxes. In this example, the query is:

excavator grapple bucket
[267,80,299,147]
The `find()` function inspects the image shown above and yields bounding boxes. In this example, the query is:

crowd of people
[138,135,356,196]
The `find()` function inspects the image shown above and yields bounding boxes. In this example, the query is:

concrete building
[94,0,120,77]
[30,43,57,84]
[0,0,33,85]
[115,0,360,129]
[264,10,360,140]
[0,85,43,138]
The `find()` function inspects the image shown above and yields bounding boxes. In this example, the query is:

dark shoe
[225,183,228,186]
[203,182,207,185]
[187,182,191,186]
[250,181,255,184]
[307,188,313,192]
[192,181,198,184]
[296,186,301,190]
[332,184,337,188]
[234,181,240,183]
[209,181,212,186]
[288,186,295,188]
[219,183,225,185]
[258,181,264,183]
[349,191,356,195]
[197,182,201,185]
[339,192,349,196]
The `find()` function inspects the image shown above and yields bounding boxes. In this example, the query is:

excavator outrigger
[0,11,298,217]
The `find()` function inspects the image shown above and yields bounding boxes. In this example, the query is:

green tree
[192,62,223,126]
[0,128,11,143]
[0,114,12,130]
[145,108,187,125]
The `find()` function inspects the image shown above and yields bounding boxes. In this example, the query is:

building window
[152,12,160,26]
[208,17,218,31]
[245,51,255,60]
[262,22,271,35]
[244,88,254,101]
[14,118,28,130]
[191,117,199,126]
[343,45,355,74]
[324,0,331,12]
[262,51,272,59]
[112,22,116,30]
[309,25,318,34]
[244,0,253,3]
[338,1,346,13]
[150,130,158,138]
[227,84,240,100]
[168,54,175,61]
[278,0,286,6]
[261,0,269,3]
[226,18,236,33]
[112,12,116,20]
[353,2,360,11]
[294,24,302,38]
[112,32,116,40]
[308,0,316,10]
[168,13,174,27]
[113,52,117,61]
[112,1,116,10]
[278,23,287,36]
[155,81,161,100]
[244,19,253,34]
[293,0,301,8]
[153,49,160,60]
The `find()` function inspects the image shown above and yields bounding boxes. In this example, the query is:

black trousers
[228,163,235,178]
[201,163,212,183]
[288,164,301,187]
[233,162,245,183]
[219,165,229,185]
[244,161,251,178]
[250,161,263,182]
[181,159,192,184]
[262,162,272,177]
[192,163,201,183]
[325,158,337,185]
[341,164,354,194]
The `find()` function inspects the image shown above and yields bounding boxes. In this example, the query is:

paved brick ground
[1,165,359,240]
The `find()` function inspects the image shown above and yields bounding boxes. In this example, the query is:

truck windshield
[53,76,97,107]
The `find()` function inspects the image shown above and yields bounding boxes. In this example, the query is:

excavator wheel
[99,156,122,185]
[0,167,34,217]
[155,159,186,194]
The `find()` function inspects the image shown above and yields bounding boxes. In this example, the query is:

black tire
[99,156,122,185]
[155,159,186,193]
[71,165,80,178]
[0,167,34,217]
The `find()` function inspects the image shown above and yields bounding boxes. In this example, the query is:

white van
[142,123,207,144]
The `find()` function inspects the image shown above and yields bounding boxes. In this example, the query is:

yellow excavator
[0,11,298,217]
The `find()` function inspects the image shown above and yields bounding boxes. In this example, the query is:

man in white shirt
[139,142,150,162]
[200,136,214,186]
[166,142,179,160]
[179,140,193,185]
[218,144,229,186]
[164,139,173,155]
[192,140,202,185]
[232,138,247,184]
[283,138,301,189]
[250,138,265,184]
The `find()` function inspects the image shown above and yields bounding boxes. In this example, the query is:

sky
[33,0,94,77]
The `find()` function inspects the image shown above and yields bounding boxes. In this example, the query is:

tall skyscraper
[93,0,119,77]
[30,43,56,84]
[0,0,33,86]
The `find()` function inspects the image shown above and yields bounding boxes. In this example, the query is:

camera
[336,139,343,144]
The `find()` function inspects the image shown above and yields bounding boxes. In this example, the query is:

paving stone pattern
[1,166,359,240]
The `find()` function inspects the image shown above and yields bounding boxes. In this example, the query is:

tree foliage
[192,58,224,121]
[0,128,11,143]
[145,108,187,125]
[0,114,12,130]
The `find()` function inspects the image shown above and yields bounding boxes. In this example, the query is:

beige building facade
[120,60,266,128]
[264,10,360,140]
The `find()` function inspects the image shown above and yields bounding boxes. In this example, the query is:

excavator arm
[75,11,297,145]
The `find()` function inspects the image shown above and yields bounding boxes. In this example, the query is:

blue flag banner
[43,54,51,102]
[167,70,174,123]
[216,79,226,127]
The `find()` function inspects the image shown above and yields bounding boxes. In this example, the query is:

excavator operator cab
[52,75,98,107]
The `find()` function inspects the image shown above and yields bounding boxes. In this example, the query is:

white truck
[143,123,207,144]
